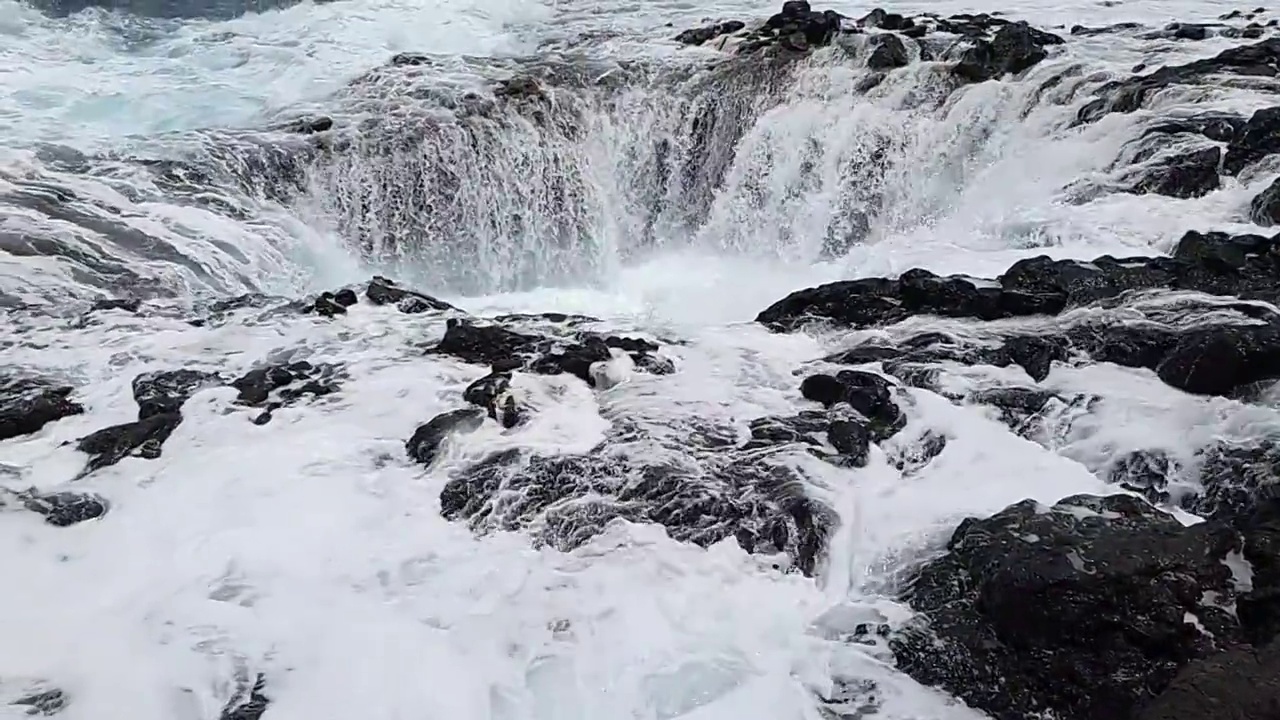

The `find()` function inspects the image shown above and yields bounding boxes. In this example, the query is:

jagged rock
[1136,639,1280,720]
[76,412,182,472]
[89,297,141,314]
[1226,106,1280,174]
[1107,449,1180,505]
[0,376,84,441]
[431,319,668,387]
[22,492,108,527]
[406,408,486,466]
[891,494,1280,720]
[866,33,909,70]
[442,447,834,575]
[305,287,359,317]
[1250,176,1280,226]
[132,369,223,420]
[1192,441,1280,518]
[221,674,269,720]
[463,371,525,428]
[1126,146,1221,199]
[11,688,67,715]
[230,361,342,415]
[365,275,456,313]
[675,20,745,45]
[1079,39,1280,131]
[952,22,1064,83]
[753,0,842,53]
[859,8,913,31]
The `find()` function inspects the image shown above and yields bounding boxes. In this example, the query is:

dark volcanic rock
[1155,324,1280,395]
[431,319,669,387]
[866,33,910,70]
[1108,449,1181,505]
[89,297,141,314]
[1191,441,1280,519]
[230,361,342,410]
[131,369,222,420]
[0,376,84,441]
[859,8,914,31]
[23,491,108,527]
[406,408,486,466]
[891,493,1280,720]
[76,412,182,472]
[953,22,1064,83]
[442,446,834,575]
[463,371,525,428]
[1126,146,1222,199]
[1226,106,1280,175]
[1250,176,1280,226]
[365,275,456,313]
[1136,639,1280,720]
[221,674,269,720]
[674,20,745,46]
[11,688,67,715]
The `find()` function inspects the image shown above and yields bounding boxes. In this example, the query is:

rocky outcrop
[364,275,456,313]
[1136,639,1280,720]
[0,376,84,442]
[132,369,223,420]
[951,21,1065,83]
[1124,146,1221,199]
[1250,176,1280,226]
[891,494,1280,720]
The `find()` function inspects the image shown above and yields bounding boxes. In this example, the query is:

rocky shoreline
[7,2,1280,718]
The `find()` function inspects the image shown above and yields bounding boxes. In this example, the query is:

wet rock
[1225,106,1280,175]
[828,419,872,466]
[22,492,108,527]
[1136,639,1280,720]
[859,8,912,31]
[888,430,948,473]
[1144,113,1245,144]
[442,447,834,575]
[800,371,905,441]
[230,360,342,413]
[132,369,223,420]
[743,410,831,450]
[11,688,67,715]
[89,297,141,314]
[0,376,84,442]
[76,412,182,472]
[1079,40,1280,128]
[1125,146,1221,199]
[1107,449,1180,505]
[406,408,486,466]
[463,371,525,428]
[865,33,910,70]
[1002,334,1069,382]
[277,115,333,134]
[431,319,539,367]
[675,20,746,45]
[221,674,269,720]
[891,493,1264,720]
[952,22,1064,83]
[754,1,842,52]
[1191,441,1280,518]
[1155,324,1280,395]
[1250,176,1280,226]
[365,275,456,313]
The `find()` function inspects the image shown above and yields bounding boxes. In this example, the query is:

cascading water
[4,0,1280,719]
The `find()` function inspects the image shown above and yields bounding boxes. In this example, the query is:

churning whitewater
[5,0,1280,718]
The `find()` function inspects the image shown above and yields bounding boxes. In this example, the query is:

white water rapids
[3,0,1280,718]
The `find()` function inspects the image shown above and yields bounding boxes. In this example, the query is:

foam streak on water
[4,0,1280,718]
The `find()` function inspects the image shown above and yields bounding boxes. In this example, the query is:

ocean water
[2,0,1278,718]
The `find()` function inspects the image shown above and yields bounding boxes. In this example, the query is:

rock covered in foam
[891,494,1280,720]
[0,375,84,442]
[405,408,486,466]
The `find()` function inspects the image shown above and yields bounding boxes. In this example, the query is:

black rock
[953,22,1064,83]
[230,361,342,410]
[365,275,456,313]
[1226,106,1280,174]
[463,371,525,428]
[1191,441,1280,518]
[1126,146,1222,199]
[131,369,223,420]
[307,291,349,317]
[11,688,67,715]
[888,429,948,473]
[0,375,84,441]
[442,447,834,575]
[76,412,183,472]
[406,408,486,466]
[866,33,910,70]
[859,8,912,31]
[828,419,871,466]
[761,1,841,51]
[221,674,269,720]
[1136,639,1280,720]
[1155,324,1280,395]
[1107,449,1180,505]
[23,492,108,527]
[89,297,141,314]
[675,20,745,45]
[1250,176,1280,226]
[891,493,1267,720]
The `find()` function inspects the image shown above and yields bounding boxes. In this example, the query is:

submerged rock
[674,20,746,46]
[22,491,108,527]
[0,376,84,442]
[1125,146,1221,198]
[230,361,342,409]
[405,408,486,466]
[76,412,183,472]
[11,687,68,716]
[221,674,269,720]
[365,275,456,313]
[131,369,222,420]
